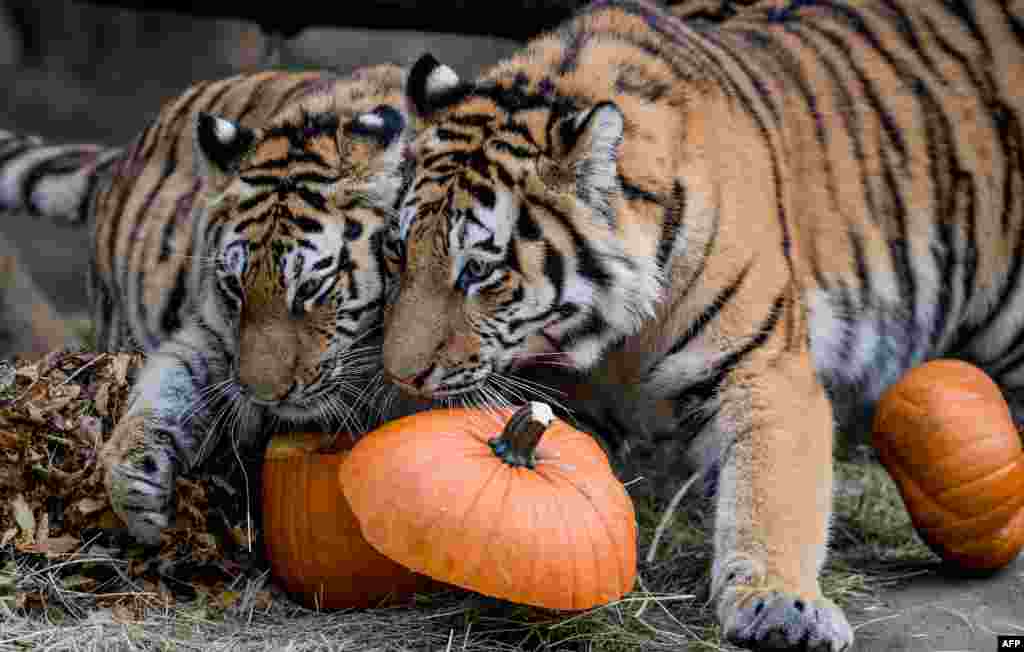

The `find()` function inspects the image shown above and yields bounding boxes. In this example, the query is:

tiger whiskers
[354,370,390,425]
[315,343,385,432]
[229,393,257,553]
[318,387,364,438]
[181,378,235,428]
[489,371,574,419]
[508,351,577,369]
[193,384,242,466]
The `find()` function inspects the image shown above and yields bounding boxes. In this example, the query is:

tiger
[0,232,83,358]
[381,0,1024,649]
[0,64,414,545]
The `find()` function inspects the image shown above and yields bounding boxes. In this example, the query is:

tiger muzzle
[237,320,299,403]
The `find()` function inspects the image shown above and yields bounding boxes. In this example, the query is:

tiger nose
[241,377,296,404]
[237,342,298,403]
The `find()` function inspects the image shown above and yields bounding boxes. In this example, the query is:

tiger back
[381,1,1024,650]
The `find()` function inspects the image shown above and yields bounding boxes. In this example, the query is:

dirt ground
[0,3,1021,650]
[852,561,1024,651]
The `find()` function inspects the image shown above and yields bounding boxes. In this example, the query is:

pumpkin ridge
[548,467,581,610]
[574,478,623,606]
[918,491,1024,537]
[520,469,560,607]
[536,429,635,608]
[440,449,508,587]
[934,458,1024,514]
[476,462,520,596]
[592,481,635,598]
[540,447,632,601]
[877,452,954,529]
[516,477,544,604]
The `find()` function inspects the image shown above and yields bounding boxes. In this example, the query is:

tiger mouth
[507,330,567,372]
[425,380,487,399]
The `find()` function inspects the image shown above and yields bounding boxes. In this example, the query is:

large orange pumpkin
[339,402,638,611]
[262,432,435,609]
[872,359,1024,571]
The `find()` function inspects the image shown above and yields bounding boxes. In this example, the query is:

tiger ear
[552,102,624,208]
[345,104,407,147]
[406,53,462,118]
[194,112,255,185]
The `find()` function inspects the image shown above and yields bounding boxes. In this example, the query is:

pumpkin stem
[489,402,555,468]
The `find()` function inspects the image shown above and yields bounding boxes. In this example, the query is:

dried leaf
[0,560,15,589]
[35,511,49,542]
[0,465,23,492]
[24,535,81,556]
[74,496,108,516]
[90,508,124,530]
[111,601,137,623]
[24,403,47,424]
[49,383,81,402]
[94,382,112,417]
[15,361,39,381]
[61,574,98,591]
[230,526,253,550]
[10,493,34,537]
[217,590,241,609]
[111,354,132,385]
[77,416,104,448]
[49,413,72,431]
[0,360,15,391]
[252,590,274,611]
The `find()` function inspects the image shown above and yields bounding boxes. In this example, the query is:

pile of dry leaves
[0,348,272,620]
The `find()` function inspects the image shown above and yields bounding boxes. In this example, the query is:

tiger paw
[99,414,178,546]
[715,558,853,651]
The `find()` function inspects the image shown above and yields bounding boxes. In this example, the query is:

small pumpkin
[262,432,435,609]
[872,359,1024,571]
[339,402,638,611]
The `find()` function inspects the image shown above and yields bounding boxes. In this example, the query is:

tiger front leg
[709,351,852,651]
[100,324,234,545]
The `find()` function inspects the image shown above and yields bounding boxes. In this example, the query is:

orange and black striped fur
[1,65,413,544]
[383,1,1024,649]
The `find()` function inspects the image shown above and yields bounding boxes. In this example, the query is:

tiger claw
[100,414,178,546]
[722,589,852,651]
[714,557,853,652]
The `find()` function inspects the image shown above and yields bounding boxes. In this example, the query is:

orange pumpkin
[872,359,1024,571]
[262,432,435,609]
[339,402,638,611]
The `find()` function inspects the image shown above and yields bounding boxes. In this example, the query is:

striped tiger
[0,65,413,545]
[0,232,84,357]
[382,0,1024,649]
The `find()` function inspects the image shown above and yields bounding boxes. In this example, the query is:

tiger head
[382,55,660,400]
[192,75,410,424]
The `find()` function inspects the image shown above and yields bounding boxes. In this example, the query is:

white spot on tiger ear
[583,104,624,157]
[213,117,238,144]
[568,103,623,220]
[398,204,416,241]
[356,112,386,130]
[574,111,589,131]
[426,64,460,97]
